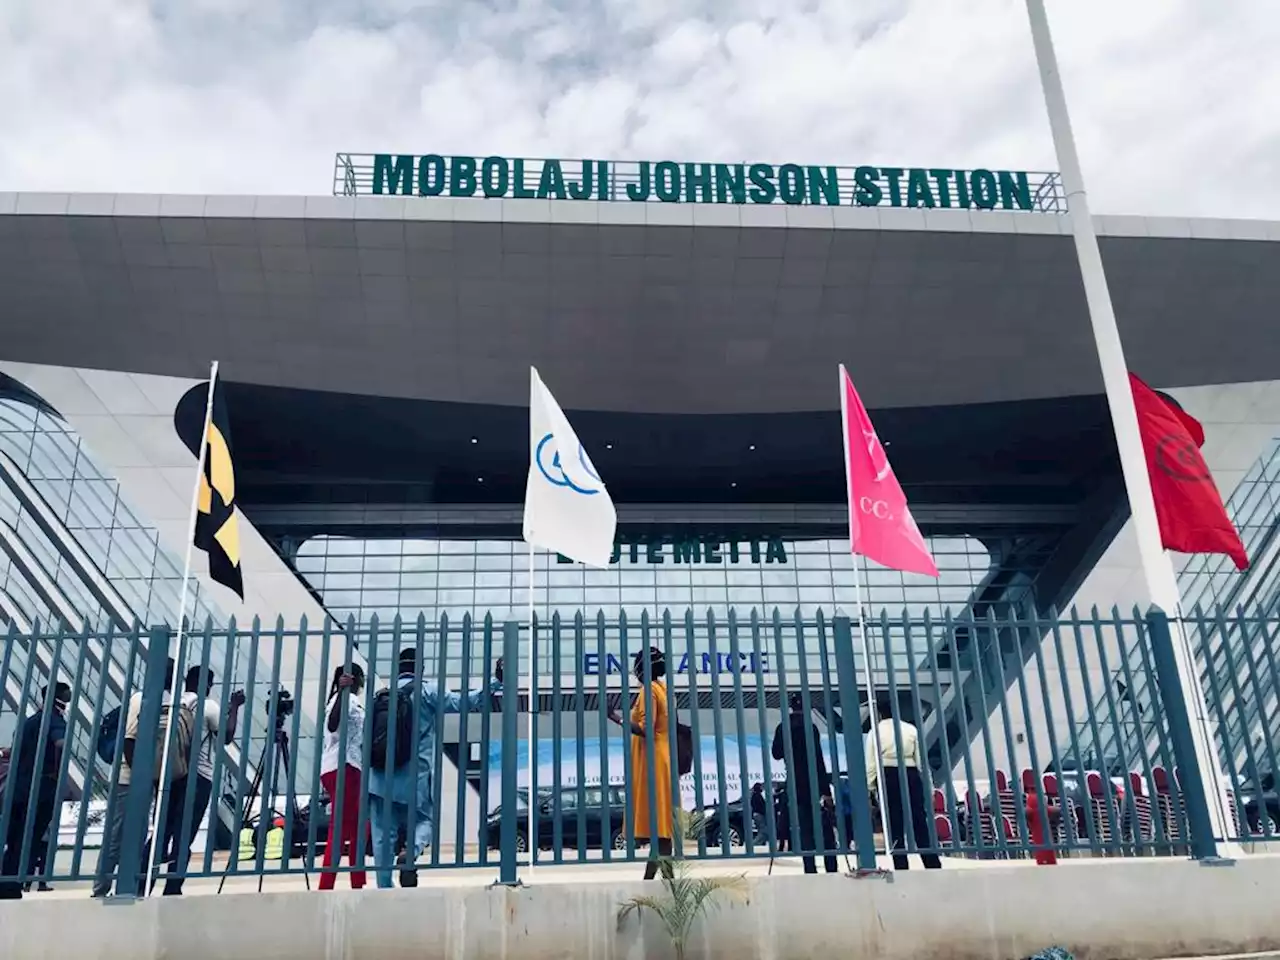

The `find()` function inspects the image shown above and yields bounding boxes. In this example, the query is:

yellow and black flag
[194,380,243,599]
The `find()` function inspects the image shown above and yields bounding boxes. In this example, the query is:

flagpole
[1022,0,1235,850]
[526,540,536,877]
[146,360,219,897]
[851,555,891,870]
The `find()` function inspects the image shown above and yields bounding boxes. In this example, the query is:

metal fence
[0,605,1270,896]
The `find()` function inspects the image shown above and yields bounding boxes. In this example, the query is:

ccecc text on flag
[364,154,1061,212]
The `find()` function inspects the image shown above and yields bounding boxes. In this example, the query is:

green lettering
[536,159,567,200]
[749,541,762,562]
[766,539,786,564]
[685,163,713,203]
[747,163,776,203]
[628,540,640,563]
[596,160,610,200]
[853,166,882,206]
[715,164,746,204]
[417,155,446,197]
[929,169,954,208]
[997,170,1032,211]
[704,540,723,564]
[512,159,536,199]
[806,166,840,206]
[481,156,509,198]
[567,159,594,200]
[955,170,972,208]
[778,164,805,205]
[627,161,651,201]
[728,541,740,563]
[556,552,573,564]
[906,168,935,208]
[609,543,621,564]
[646,539,664,563]
[970,169,998,209]
[655,161,681,202]
[672,538,700,563]
[373,154,414,195]
[882,167,905,206]
[449,156,477,197]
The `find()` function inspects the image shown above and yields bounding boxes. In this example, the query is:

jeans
[369,793,433,889]
[145,776,212,895]
[93,783,137,898]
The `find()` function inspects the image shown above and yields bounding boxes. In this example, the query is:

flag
[1130,373,1248,570]
[840,365,939,578]
[522,367,617,568]
[194,378,244,598]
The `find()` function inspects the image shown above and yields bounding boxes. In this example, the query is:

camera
[273,688,295,723]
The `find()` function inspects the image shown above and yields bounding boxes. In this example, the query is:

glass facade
[295,533,997,626]
[0,382,220,630]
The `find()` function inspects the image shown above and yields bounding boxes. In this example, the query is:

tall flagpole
[526,541,536,877]
[1022,0,1235,850]
[146,360,219,897]
[852,556,891,869]
[839,365,892,869]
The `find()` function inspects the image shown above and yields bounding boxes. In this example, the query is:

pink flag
[840,365,939,578]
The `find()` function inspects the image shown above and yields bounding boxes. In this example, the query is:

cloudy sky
[1,0,1275,218]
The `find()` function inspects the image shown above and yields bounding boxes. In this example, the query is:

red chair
[1085,771,1121,848]
[934,814,954,848]
[1152,765,1185,843]
[1127,771,1154,845]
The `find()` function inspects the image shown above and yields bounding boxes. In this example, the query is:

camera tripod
[217,722,309,893]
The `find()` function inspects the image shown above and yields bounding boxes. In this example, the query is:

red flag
[1130,373,1248,570]
[840,366,939,578]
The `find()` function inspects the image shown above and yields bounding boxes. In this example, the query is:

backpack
[96,706,122,764]
[369,686,417,771]
[675,721,694,777]
[153,698,197,782]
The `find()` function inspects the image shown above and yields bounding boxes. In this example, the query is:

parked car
[485,786,628,853]
[1237,766,1280,837]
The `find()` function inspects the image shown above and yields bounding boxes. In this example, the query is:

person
[867,693,940,870]
[773,783,791,852]
[145,666,244,896]
[772,692,838,874]
[367,648,501,889]
[749,782,767,842]
[319,663,368,890]
[608,647,675,880]
[0,682,70,899]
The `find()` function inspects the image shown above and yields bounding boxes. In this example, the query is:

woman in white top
[319,663,367,890]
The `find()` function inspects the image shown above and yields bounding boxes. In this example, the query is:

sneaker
[396,851,418,888]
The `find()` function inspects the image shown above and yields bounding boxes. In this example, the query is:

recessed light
[748,444,756,451]
[605,443,613,450]
[470,437,478,444]
[477,476,484,483]
[730,482,737,488]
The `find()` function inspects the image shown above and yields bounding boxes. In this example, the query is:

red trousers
[320,765,368,889]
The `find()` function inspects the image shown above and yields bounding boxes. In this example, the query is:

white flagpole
[851,556,891,870]
[145,360,218,897]
[839,365,892,870]
[526,541,536,876]
[1023,0,1236,851]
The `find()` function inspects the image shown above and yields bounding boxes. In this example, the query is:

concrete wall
[4,858,1280,960]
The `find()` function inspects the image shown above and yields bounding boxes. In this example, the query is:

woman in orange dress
[609,646,674,879]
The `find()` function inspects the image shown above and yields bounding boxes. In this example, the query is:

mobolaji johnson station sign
[335,153,1066,213]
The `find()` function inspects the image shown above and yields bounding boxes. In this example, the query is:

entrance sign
[557,535,788,566]
[334,154,1066,213]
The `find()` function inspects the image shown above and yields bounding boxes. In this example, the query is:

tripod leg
[218,737,269,895]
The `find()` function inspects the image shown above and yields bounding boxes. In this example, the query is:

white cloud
[0,0,1276,217]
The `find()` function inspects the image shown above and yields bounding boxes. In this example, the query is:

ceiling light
[605,443,613,450]
[470,437,478,444]
[731,482,737,488]
[748,444,756,451]
[477,476,484,483]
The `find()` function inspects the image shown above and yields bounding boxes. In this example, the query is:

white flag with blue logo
[522,367,616,568]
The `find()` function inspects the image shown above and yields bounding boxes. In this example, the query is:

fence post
[1145,607,1218,860]
[498,620,521,885]
[833,617,878,871]
[113,626,173,900]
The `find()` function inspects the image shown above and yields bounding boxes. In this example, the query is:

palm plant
[617,808,747,960]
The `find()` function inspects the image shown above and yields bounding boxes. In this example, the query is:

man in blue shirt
[0,683,70,899]
[367,648,501,889]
